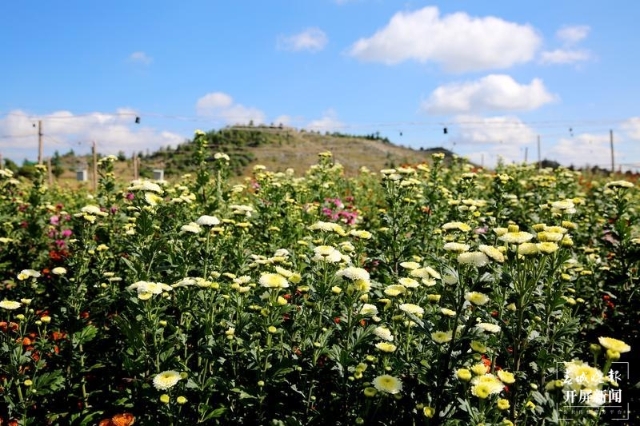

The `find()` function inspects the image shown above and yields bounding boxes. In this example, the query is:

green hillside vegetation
[7,126,461,186]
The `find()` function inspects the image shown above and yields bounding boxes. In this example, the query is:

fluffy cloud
[347,6,541,72]
[556,25,590,45]
[423,74,557,114]
[449,115,536,166]
[129,51,153,65]
[622,117,640,140]
[454,115,536,146]
[0,109,184,161]
[277,28,328,52]
[540,49,591,64]
[540,25,592,65]
[307,109,344,132]
[196,92,265,125]
[546,133,612,167]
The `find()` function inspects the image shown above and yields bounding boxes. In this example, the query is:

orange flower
[51,331,67,341]
[98,413,135,426]
[22,337,32,346]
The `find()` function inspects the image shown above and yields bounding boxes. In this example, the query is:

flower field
[0,131,638,425]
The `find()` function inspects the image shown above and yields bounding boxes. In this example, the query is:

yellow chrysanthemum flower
[598,337,631,353]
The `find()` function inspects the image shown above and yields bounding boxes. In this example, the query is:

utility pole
[0,153,3,169]
[537,135,541,170]
[132,152,138,180]
[38,120,43,164]
[524,147,528,163]
[610,129,615,174]
[47,157,53,186]
[92,141,98,192]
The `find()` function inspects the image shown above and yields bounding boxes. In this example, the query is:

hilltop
[8,126,460,185]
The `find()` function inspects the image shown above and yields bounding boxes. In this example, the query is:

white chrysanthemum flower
[384,284,406,297]
[259,273,289,288]
[537,242,559,254]
[432,330,453,344]
[399,303,424,316]
[196,215,220,226]
[312,246,343,263]
[353,279,371,292]
[605,180,634,189]
[128,180,163,193]
[373,326,394,341]
[51,267,67,275]
[0,300,21,310]
[442,221,472,232]
[479,245,504,263]
[465,292,490,306]
[517,243,539,256]
[153,370,182,390]
[476,322,501,333]
[360,304,379,316]
[399,277,420,288]
[400,261,420,270]
[145,192,163,206]
[499,231,534,244]
[372,375,402,394]
[336,267,370,282]
[457,252,490,267]
[18,269,41,280]
[81,205,102,215]
[172,278,198,288]
[443,242,471,253]
[375,342,397,353]
[180,222,202,234]
[274,266,294,278]
[350,229,372,239]
[551,200,575,210]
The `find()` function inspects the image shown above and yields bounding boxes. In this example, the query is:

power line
[0,110,633,130]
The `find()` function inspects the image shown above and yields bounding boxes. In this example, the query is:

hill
[17,126,460,186]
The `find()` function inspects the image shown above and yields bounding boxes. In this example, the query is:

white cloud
[423,74,556,114]
[0,109,184,161]
[540,25,592,65]
[449,115,536,167]
[307,110,344,132]
[557,25,590,45]
[454,115,536,146]
[347,6,541,72]
[129,51,153,65]
[196,92,266,125]
[277,28,328,52]
[546,133,611,167]
[540,49,591,64]
[196,92,233,110]
[622,117,640,139]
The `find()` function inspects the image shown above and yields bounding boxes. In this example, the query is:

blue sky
[1,0,639,169]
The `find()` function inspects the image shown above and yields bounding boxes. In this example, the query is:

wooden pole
[610,129,615,174]
[38,120,43,165]
[537,135,541,170]
[132,152,138,180]
[92,141,98,192]
[47,157,53,186]
[0,153,3,169]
